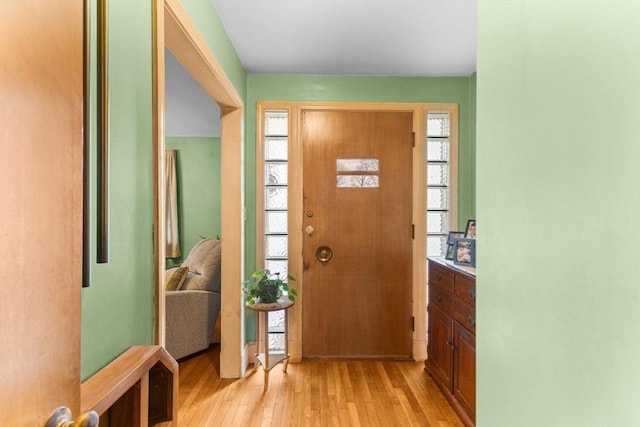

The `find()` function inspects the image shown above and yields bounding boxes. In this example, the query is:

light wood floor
[176,345,463,427]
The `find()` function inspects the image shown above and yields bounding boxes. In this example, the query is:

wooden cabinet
[426,258,476,426]
[427,301,454,390]
[454,323,475,419]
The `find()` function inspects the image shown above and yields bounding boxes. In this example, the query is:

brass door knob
[315,246,333,263]
[45,407,99,427]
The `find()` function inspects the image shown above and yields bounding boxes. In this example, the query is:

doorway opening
[153,0,245,378]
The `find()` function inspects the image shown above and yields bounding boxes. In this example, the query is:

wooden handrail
[81,345,178,426]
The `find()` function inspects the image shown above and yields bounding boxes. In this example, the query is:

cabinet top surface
[428,257,476,277]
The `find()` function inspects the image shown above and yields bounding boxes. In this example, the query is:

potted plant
[243,269,297,305]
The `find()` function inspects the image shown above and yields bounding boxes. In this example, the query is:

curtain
[165,149,181,258]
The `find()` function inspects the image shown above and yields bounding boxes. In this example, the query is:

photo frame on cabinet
[445,243,454,260]
[464,219,476,239]
[447,231,466,245]
[453,238,476,267]
[445,231,465,260]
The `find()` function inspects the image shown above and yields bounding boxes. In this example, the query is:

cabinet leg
[283,358,289,373]
[263,370,269,392]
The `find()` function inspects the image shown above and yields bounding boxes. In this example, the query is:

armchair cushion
[180,239,222,293]
[165,266,188,291]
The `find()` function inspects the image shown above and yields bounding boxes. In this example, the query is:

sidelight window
[262,110,289,352]
[426,112,453,258]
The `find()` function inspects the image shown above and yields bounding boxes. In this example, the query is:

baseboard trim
[243,341,257,373]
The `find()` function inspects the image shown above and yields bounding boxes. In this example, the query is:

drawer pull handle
[469,289,476,301]
[436,295,443,303]
[436,273,443,281]
[468,315,476,327]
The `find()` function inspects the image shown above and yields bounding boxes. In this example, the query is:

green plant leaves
[242,269,297,305]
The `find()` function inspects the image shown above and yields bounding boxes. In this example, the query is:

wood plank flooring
[176,345,463,427]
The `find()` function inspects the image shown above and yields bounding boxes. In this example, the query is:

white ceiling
[165,49,221,137]
[165,0,477,137]
[211,0,477,77]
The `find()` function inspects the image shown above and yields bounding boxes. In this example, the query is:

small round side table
[246,299,294,391]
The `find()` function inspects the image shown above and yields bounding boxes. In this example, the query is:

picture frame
[447,231,466,245]
[453,238,476,267]
[445,243,455,260]
[464,219,476,239]
[445,231,465,260]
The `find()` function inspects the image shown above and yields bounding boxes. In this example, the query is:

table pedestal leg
[248,302,294,392]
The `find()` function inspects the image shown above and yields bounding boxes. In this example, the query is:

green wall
[469,72,476,217]
[477,1,640,425]
[165,137,221,268]
[245,74,477,340]
[81,0,246,380]
[81,0,154,379]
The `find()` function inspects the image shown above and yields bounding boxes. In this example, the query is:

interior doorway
[164,49,221,272]
[301,110,414,357]
[154,0,245,378]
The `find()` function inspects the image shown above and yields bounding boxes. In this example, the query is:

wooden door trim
[153,0,245,378]
[255,101,458,362]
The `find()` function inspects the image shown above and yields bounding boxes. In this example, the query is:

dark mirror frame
[83,0,109,287]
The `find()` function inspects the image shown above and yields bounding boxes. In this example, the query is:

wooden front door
[301,110,413,357]
[0,2,83,425]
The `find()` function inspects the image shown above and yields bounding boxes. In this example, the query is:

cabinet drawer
[429,283,453,315]
[455,274,476,307]
[454,299,476,334]
[429,261,454,291]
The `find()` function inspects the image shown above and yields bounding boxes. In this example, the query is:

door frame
[153,0,245,378]
[256,101,459,362]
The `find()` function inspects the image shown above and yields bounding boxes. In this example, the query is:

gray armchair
[165,238,221,360]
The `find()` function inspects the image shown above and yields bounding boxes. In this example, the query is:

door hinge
[411,316,415,331]
[412,131,416,147]
[412,224,415,239]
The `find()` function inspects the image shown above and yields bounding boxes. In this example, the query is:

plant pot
[258,281,279,303]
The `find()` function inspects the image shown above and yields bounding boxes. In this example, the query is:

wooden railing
[81,345,178,427]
